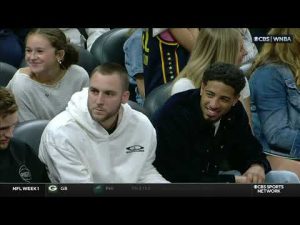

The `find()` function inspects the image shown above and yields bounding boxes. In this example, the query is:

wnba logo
[253,35,293,43]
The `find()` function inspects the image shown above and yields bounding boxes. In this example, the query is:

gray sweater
[7,65,89,122]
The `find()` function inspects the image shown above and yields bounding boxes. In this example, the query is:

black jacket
[152,89,271,183]
[0,138,49,183]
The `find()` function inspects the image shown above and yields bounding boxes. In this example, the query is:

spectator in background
[0,87,49,183]
[39,63,168,183]
[239,28,258,73]
[142,28,198,97]
[249,28,300,178]
[123,28,145,105]
[153,62,299,183]
[239,28,258,65]
[124,28,199,105]
[166,28,199,52]
[7,28,89,122]
[60,28,110,51]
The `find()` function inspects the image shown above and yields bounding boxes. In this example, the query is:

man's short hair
[90,63,129,91]
[202,62,246,95]
[0,87,18,118]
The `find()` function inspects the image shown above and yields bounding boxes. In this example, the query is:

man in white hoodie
[39,63,168,183]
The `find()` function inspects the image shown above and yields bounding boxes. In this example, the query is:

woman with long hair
[249,28,300,178]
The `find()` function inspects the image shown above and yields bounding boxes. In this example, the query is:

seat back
[143,81,174,120]
[0,62,17,86]
[73,45,99,75]
[90,28,130,66]
[128,100,149,118]
[13,120,49,156]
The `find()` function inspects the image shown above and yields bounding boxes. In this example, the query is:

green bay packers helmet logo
[19,164,32,183]
[48,185,58,192]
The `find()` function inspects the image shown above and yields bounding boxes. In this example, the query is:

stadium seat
[0,62,17,86]
[73,45,99,75]
[13,120,49,156]
[90,28,130,66]
[128,100,149,118]
[143,81,173,120]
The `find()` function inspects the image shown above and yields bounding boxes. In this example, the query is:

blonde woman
[171,28,250,120]
[249,28,300,178]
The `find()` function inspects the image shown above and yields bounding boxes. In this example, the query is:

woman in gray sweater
[7,28,89,122]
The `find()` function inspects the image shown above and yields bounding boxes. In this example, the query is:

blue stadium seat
[90,28,130,66]
[13,120,49,156]
[143,81,173,120]
[0,62,17,86]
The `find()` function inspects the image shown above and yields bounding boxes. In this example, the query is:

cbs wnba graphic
[253,35,293,43]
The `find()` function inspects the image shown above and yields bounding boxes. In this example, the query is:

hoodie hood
[66,88,133,140]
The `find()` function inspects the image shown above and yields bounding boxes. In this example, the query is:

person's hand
[242,164,265,183]
[235,175,250,184]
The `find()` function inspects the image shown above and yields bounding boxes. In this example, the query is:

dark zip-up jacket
[152,89,271,183]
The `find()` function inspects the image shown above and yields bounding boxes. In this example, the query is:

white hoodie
[39,88,168,183]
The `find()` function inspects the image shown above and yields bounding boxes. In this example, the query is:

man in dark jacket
[0,87,49,183]
[153,62,299,183]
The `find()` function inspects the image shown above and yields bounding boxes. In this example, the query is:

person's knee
[265,170,300,183]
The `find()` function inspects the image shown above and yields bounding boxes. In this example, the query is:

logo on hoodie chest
[126,145,145,153]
